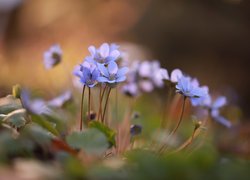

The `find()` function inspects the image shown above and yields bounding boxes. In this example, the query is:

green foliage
[2,109,27,128]
[89,121,116,147]
[66,129,109,155]
[31,115,59,136]
[0,95,22,114]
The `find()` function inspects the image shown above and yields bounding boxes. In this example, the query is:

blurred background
[0,0,249,117]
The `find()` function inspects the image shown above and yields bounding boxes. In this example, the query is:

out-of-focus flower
[121,83,139,97]
[122,60,170,97]
[21,90,51,115]
[130,124,142,137]
[138,61,168,88]
[211,108,232,128]
[139,80,154,92]
[176,76,208,100]
[193,94,232,128]
[43,44,62,70]
[85,43,120,65]
[47,91,72,108]
[168,69,183,83]
[73,61,100,88]
[97,61,128,84]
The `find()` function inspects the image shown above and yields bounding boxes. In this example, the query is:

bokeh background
[1,0,249,117]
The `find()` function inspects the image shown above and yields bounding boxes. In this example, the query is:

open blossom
[43,44,62,69]
[21,90,51,115]
[122,60,173,96]
[47,91,72,108]
[122,83,139,97]
[176,76,208,100]
[194,95,231,128]
[85,43,120,65]
[73,61,100,88]
[168,69,183,83]
[97,61,128,84]
[138,61,168,88]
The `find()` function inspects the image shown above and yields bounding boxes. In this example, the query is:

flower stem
[170,96,186,136]
[101,87,112,124]
[88,87,91,126]
[161,86,173,128]
[97,85,107,121]
[158,96,186,154]
[80,85,86,131]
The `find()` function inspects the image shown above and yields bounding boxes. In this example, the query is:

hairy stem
[101,87,112,123]
[88,87,91,126]
[80,85,86,131]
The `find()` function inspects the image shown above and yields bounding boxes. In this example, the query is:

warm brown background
[0,0,249,117]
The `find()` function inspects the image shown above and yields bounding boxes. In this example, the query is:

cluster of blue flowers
[122,60,181,96]
[176,75,231,128]
[42,43,232,128]
[73,43,128,88]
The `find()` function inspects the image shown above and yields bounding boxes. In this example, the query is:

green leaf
[31,115,59,136]
[0,95,22,114]
[89,121,116,147]
[2,109,27,128]
[66,129,109,155]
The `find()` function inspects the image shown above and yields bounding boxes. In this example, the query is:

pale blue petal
[108,61,118,74]
[170,69,182,82]
[88,46,96,56]
[110,43,119,51]
[213,116,232,128]
[110,50,120,59]
[97,76,109,83]
[117,67,129,77]
[97,64,109,77]
[212,96,227,109]
[100,43,109,58]
[116,76,126,82]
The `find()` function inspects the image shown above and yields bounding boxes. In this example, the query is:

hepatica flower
[86,43,120,65]
[47,91,72,108]
[43,44,62,69]
[196,95,231,128]
[74,61,100,88]
[21,90,51,115]
[97,61,128,84]
[176,76,208,100]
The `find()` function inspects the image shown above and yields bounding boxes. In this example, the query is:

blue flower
[85,43,120,65]
[122,83,139,97]
[73,61,100,88]
[43,44,62,69]
[97,61,128,84]
[21,90,51,115]
[193,94,232,128]
[47,91,72,108]
[207,96,231,128]
[168,69,183,83]
[176,76,208,100]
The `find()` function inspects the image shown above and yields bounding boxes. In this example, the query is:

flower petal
[170,69,182,82]
[88,46,96,56]
[110,50,120,60]
[212,96,227,109]
[116,76,126,82]
[97,76,108,83]
[108,61,118,74]
[97,64,109,77]
[117,67,129,77]
[100,43,109,58]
